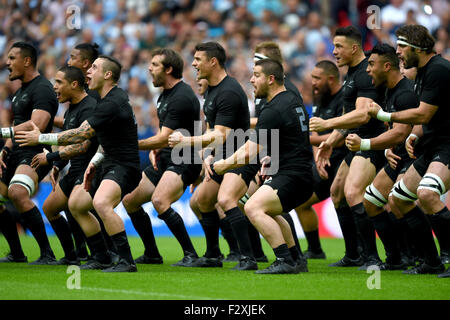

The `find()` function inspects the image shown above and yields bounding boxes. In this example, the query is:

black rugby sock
[0,208,25,258]
[110,231,134,264]
[304,229,323,253]
[219,216,240,254]
[224,207,253,258]
[21,206,54,257]
[129,208,161,258]
[65,210,89,257]
[273,244,295,266]
[159,207,197,255]
[335,205,360,259]
[370,211,401,263]
[404,206,441,266]
[199,210,221,258]
[351,203,380,261]
[50,215,77,260]
[86,232,111,264]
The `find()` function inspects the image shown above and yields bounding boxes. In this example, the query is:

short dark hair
[194,41,226,68]
[395,25,435,54]
[58,66,86,90]
[151,48,184,79]
[255,58,284,85]
[315,60,339,79]
[334,26,362,47]
[74,43,99,64]
[10,42,38,67]
[370,43,400,70]
[98,55,122,83]
[255,41,283,64]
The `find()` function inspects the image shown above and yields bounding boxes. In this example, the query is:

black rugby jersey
[11,75,58,152]
[203,76,250,158]
[62,95,99,171]
[254,77,303,118]
[384,77,419,159]
[312,88,347,161]
[251,90,312,176]
[413,54,450,147]
[87,86,140,169]
[156,81,200,161]
[341,58,385,138]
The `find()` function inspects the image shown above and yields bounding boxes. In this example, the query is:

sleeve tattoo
[57,121,96,145]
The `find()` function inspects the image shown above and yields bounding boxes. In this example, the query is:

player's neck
[22,70,39,83]
[386,71,403,89]
[330,83,341,96]
[99,82,115,99]
[267,85,286,103]
[418,53,435,69]
[163,77,181,90]
[70,91,88,105]
[348,51,366,68]
[207,68,227,86]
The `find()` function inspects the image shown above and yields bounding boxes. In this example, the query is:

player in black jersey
[169,42,259,270]
[310,26,385,269]
[368,25,449,276]
[121,48,201,266]
[213,58,312,274]
[294,60,346,259]
[0,42,58,264]
[345,44,419,269]
[25,66,99,265]
[17,55,140,272]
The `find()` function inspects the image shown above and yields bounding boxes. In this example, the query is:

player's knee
[243,200,258,222]
[7,184,30,210]
[92,197,111,217]
[217,193,235,212]
[417,173,446,206]
[343,186,362,206]
[152,194,169,214]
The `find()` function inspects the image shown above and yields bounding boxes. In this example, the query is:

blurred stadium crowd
[0,0,449,168]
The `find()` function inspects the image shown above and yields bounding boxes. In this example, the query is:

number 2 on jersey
[295,107,308,132]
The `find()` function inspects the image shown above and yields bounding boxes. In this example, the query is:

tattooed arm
[15,120,96,147]
[59,140,92,160]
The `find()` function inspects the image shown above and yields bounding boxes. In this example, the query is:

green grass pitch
[0,235,448,300]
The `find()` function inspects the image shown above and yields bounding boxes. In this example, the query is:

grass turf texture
[0,235,448,300]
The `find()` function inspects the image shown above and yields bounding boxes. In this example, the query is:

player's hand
[83,162,96,192]
[213,159,226,175]
[203,155,215,181]
[315,141,332,179]
[405,134,418,159]
[385,149,401,170]
[50,166,60,191]
[31,149,49,169]
[15,121,41,147]
[258,155,271,181]
[368,101,382,118]
[168,131,188,148]
[149,149,160,171]
[309,117,329,132]
[345,134,361,152]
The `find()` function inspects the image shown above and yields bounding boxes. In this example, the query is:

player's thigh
[9,164,38,197]
[217,172,248,208]
[244,185,283,218]
[194,176,220,212]
[122,172,156,209]
[42,183,69,217]
[344,156,376,205]
[68,184,94,215]
[152,170,185,207]
[92,179,122,213]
